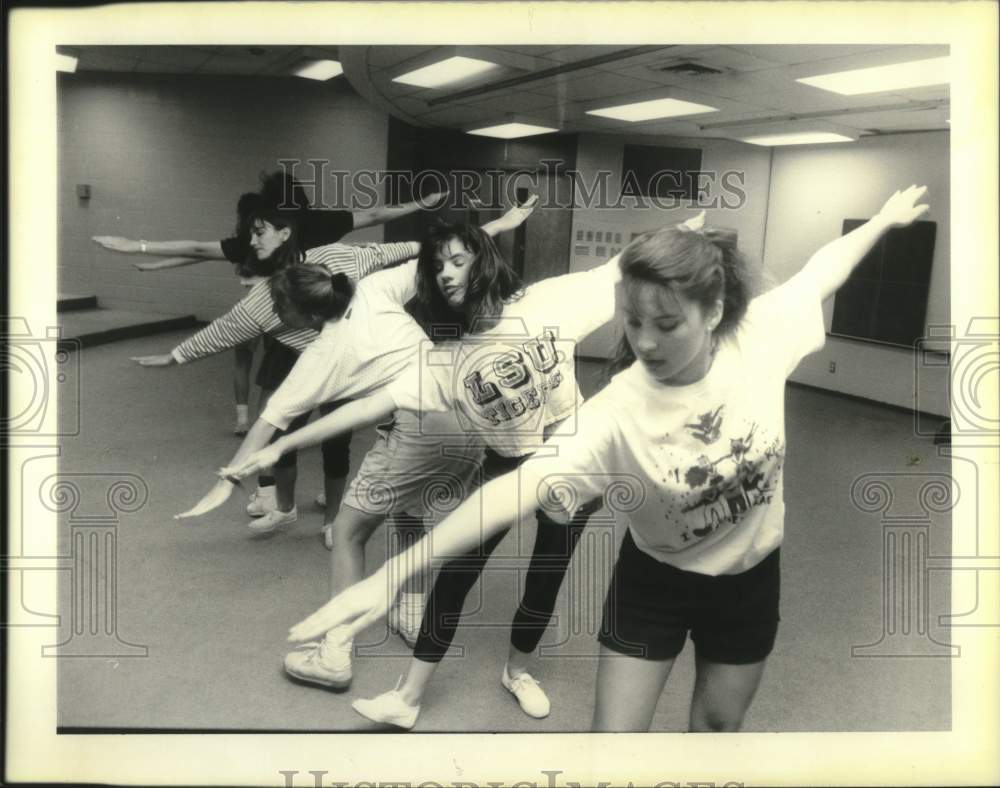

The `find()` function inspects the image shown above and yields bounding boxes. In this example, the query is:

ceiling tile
[364,46,440,69]
[421,105,494,128]
[829,108,951,132]
[728,44,898,65]
[461,91,561,114]
[738,83,920,113]
[540,45,641,63]
[529,71,664,100]
[76,51,139,72]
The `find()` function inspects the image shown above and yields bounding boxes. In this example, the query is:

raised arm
[289,467,541,642]
[797,185,929,302]
[481,195,538,237]
[352,191,449,230]
[93,236,225,259]
[221,390,396,480]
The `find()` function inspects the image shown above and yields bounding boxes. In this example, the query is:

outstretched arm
[132,256,226,271]
[221,390,396,480]
[798,185,929,302]
[93,236,225,259]
[288,467,541,642]
[174,418,279,519]
[352,191,449,230]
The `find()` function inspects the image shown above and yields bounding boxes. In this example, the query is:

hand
[130,353,176,367]
[418,190,450,210]
[220,444,283,480]
[498,195,539,231]
[288,568,397,642]
[174,479,236,520]
[680,210,707,231]
[876,185,929,228]
[93,236,141,253]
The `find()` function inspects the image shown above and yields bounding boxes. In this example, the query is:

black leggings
[272,399,352,477]
[412,449,598,663]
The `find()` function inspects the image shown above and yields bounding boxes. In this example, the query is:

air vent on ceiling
[656,62,725,77]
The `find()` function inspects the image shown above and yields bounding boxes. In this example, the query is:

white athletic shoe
[233,420,250,436]
[246,486,276,517]
[283,627,353,690]
[246,506,297,534]
[351,678,420,730]
[321,524,334,551]
[501,664,550,719]
[387,593,425,648]
[315,492,327,508]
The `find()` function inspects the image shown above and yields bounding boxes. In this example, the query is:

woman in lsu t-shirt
[283,185,931,731]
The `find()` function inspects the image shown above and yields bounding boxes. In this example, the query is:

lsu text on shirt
[529,270,826,575]
[386,258,620,458]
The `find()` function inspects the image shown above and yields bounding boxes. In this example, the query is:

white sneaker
[246,486,276,517]
[501,664,550,719]
[315,492,327,508]
[247,506,297,534]
[283,627,353,690]
[387,593,425,648]
[351,677,420,730]
[321,523,334,551]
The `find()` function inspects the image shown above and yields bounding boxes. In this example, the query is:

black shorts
[255,336,299,391]
[598,530,780,664]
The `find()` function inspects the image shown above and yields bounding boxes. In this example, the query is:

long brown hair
[408,222,523,341]
[608,224,756,376]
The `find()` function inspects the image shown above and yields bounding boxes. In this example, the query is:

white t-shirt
[527,270,826,576]
[261,260,424,430]
[386,258,621,457]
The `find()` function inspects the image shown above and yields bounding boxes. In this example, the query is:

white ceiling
[58,44,951,140]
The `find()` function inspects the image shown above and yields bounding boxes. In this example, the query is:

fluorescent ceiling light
[294,60,343,81]
[739,132,856,147]
[56,53,78,73]
[797,56,950,95]
[586,97,718,122]
[394,56,499,89]
[466,122,558,139]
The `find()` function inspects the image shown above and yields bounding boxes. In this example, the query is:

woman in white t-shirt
[225,219,633,726]
[280,185,930,731]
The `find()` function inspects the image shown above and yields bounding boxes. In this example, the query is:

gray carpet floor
[54,329,952,732]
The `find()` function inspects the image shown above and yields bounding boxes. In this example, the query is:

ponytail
[605,221,758,381]
[270,264,354,327]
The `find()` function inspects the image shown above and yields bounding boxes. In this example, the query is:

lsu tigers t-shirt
[387,258,621,457]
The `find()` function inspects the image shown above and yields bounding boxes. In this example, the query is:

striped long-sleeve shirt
[171,240,421,363]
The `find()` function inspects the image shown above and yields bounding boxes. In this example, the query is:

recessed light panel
[393,56,499,89]
[586,97,718,122]
[466,122,558,139]
[797,57,950,95]
[739,132,856,146]
[56,53,78,73]
[294,60,344,81]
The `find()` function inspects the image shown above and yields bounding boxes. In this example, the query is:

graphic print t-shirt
[527,271,826,575]
[386,259,620,457]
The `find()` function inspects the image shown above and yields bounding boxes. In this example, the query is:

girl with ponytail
[283,185,931,732]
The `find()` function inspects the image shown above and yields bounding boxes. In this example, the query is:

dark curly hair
[406,222,523,342]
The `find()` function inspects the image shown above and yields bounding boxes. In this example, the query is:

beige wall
[58,72,389,320]
[569,132,774,357]
[763,131,950,415]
